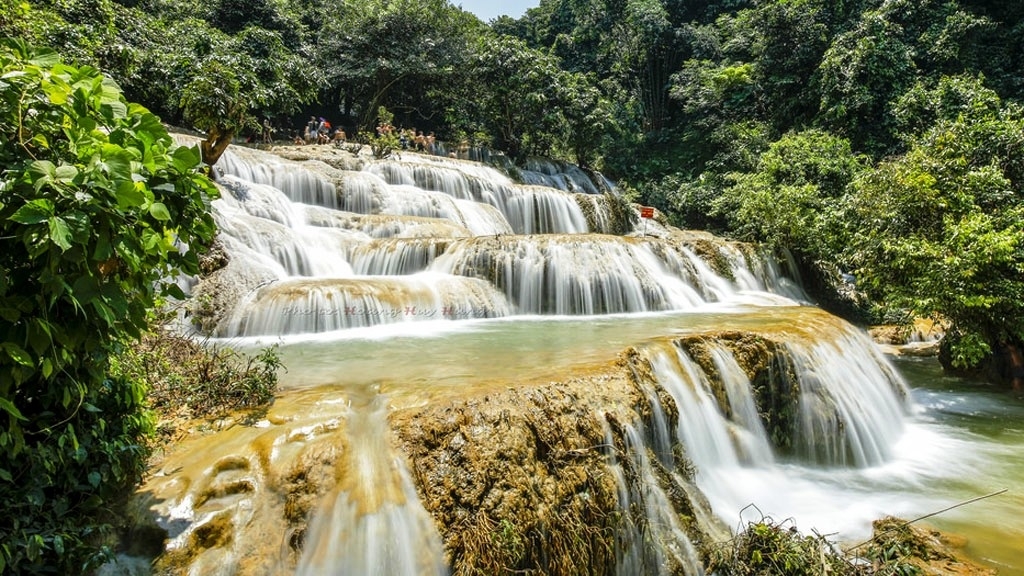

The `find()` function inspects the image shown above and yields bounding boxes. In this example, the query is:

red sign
[639,206,655,219]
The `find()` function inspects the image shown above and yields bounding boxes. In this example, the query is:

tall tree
[817,0,992,154]
[314,0,481,131]
[469,35,569,161]
[177,24,321,168]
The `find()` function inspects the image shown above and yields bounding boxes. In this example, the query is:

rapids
[137,140,1021,575]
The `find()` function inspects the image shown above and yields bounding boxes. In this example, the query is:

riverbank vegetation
[0,39,219,571]
[0,39,280,572]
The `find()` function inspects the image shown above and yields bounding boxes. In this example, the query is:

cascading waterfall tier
[195,143,805,337]
[619,308,914,538]
[221,274,512,337]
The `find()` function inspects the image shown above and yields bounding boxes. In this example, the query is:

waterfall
[155,140,947,575]
[198,143,803,336]
[367,155,592,234]
[707,344,775,465]
[790,329,910,467]
[647,347,746,471]
[601,417,704,576]
[350,238,451,275]
[430,236,734,315]
[521,157,601,194]
[221,274,512,337]
[297,392,448,576]
[622,315,913,537]
[219,147,340,209]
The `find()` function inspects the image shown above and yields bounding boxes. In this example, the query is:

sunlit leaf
[10,198,54,224]
[48,216,73,251]
[149,202,171,221]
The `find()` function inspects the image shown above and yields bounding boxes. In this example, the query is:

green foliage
[817,0,993,153]
[559,71,613,169]
[891,74,1002,140]
[111,325,280,428]
[844,81,1024,371]
[707,514,929,576]
[209,0,302,44]
[863,518,927,576]
[714,129,865,258]
[469,34,568,161]
[706,515,854,576]
[176,23,321,167]
[816,8,916,153]
[360,106,400,159]
[0,40,218,572]
[314,0,481,131]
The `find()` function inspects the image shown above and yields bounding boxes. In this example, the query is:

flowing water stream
[146,141,1022,574]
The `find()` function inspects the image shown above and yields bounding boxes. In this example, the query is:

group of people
[374,122,441,154]
[291,115,347,145]
[397,128,437,154]
[260,115,457,156]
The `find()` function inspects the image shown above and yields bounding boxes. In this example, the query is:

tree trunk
[200,126,235,177]
[998,341,1024,392]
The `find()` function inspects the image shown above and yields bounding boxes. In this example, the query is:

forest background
[1,0,1023,571]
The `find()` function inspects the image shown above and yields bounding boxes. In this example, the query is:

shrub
[112,325,281,436]
[0,39,217,572]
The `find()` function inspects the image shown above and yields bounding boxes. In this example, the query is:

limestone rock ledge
[390,359,710,576]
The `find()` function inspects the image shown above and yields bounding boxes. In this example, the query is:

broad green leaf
[0,306,20,323]
[27,47,60,67]
[48,216,72,251]
[28,159,56,179]
[2,342,33,367]
[62,210,90,243]
[92,299,116,327]
[71,275,100,304]
[100,144,133,180]
[100,283,129,316]
[54,164,78,182]
[149,202,171,221]
[101,100,128,119]
[76,115,97,133]
[0,397,26,421]
[165,283,186,300]
[171,145,202,173]
[116,180,146,209]
[29,132,50,152]
[27,158,56,192]
[93,229,112,261]
[10,198,54,224]
[43,79,69,105]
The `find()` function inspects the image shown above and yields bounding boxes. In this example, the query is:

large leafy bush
[0,39,217,572]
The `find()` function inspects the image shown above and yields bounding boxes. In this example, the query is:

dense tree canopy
[4,0,1022,383]
[844,77,1024,379]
